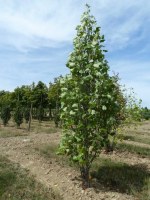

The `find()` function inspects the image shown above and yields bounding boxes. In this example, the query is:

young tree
[24,107,30,123]
[32,81,48,121]
[59,5,127,187]
[37,105,44,122]
[48,76,61,124]
[141,107,150,120]
[13,104,23,128]
[0,105,11,126]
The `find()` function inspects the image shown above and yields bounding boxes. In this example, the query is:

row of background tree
[0,77,61,129]
[0,77,150,129]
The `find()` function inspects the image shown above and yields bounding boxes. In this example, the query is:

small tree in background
[53,109,60,128]
[37,105,44,123]
[48,77,61,125]
[0,105,11,126]
[59,5,128,187]
[13,105,23,128]
[141,107,150,120]
[24,107,30,123]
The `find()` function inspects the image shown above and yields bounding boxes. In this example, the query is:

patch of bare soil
[0,131,144,200]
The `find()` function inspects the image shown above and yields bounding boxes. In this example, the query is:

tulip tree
[59,5,126,187]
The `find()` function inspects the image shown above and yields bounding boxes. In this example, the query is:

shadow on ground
[91,160,150,196]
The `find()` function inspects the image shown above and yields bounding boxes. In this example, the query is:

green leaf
[72,103,78,108]
[102,105,107,110]
[93,63,99,68]
[63,107,67,112]
[107,94,111,99]
[70,111,76,115]
[69,62,75,67]
[91,110,96,115]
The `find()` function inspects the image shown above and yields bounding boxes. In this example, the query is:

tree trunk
[49,107,52,120]
[80,166,90,189]
[28,103,32,132]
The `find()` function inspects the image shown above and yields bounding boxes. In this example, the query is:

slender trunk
[49,107,52,120]
[17,124,20,129]
[28,103,32,132]
[80,165,90,189]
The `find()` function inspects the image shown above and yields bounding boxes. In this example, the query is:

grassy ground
[122,135,150,144]
[0,119,59,138]
[116,142,150,157]
[91,158,150,200]
[33,119,150,200]
[30,120,59,134]
[119,132,150,145]
[0,128,28,138]
[0,155,61,200]
[35,143,72,167]
[34,143,150,200]
[35,143,59,159]
[0,119,150,199]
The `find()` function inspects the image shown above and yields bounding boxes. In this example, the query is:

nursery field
[0,119,149,200]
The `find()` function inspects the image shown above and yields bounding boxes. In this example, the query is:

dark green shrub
[13,106,23,128]
[24,107,30,123]
[0,105,11,126]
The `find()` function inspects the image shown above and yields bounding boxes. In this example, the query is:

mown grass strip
[91,158,150,200]
[0,129,28,138]
[35,144,58,158]
[35,144,72,167]
[0,155,62,200]
[119,133,150,145]
[35,143,150,199]
[116,142,150,157]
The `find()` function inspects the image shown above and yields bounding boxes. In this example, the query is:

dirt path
[0,132,148,200]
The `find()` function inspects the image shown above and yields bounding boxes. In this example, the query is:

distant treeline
[0,77,61,128]
[141,107,150,120]
[0,76,150,129]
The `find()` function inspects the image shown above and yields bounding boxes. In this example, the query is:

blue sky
[0,0,150,107]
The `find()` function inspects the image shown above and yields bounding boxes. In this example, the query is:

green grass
[91,158,150,200]
[119,133,150,145]
[35,142,150,199]
[30,121,60,134]
[116,142,150,157]
[0,155,62,200]
[35,144,74,168]
[0,119,59,137]
[0,129,28,138]
[34,127,59,134]
[35,144,58,158]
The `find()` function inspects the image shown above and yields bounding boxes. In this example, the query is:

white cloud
[0,0,150,51]
[0,0,149,107]
[0,0,84,51]
[90,0,150,50]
